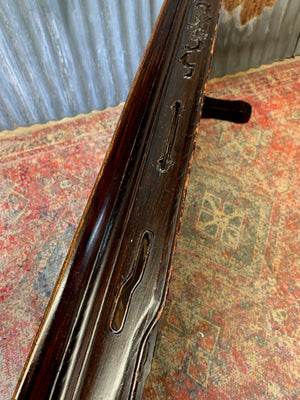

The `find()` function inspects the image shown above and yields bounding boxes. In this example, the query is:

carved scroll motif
[179,1,213,79]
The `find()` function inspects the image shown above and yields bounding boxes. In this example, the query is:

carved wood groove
[157,101,183,173]
[13,1,221,399]
[110,230,154,334]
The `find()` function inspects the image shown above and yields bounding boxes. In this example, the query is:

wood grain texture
[13,1,221,399]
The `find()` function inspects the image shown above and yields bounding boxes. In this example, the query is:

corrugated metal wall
[0,0,299,131]
[210,0,300,77]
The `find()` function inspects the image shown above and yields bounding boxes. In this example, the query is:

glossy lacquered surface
[13,1,221,399]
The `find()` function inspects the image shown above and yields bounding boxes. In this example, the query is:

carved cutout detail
[157,101,184,173]
[179,1,212,79]
[110,230,154,333]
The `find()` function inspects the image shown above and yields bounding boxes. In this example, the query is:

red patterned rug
[0,107,122,399]
[1,58,300,399]
[143,58,300,399]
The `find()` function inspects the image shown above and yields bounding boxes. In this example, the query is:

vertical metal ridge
[118,0,141,84]
[102,1,131,103]
[137,1,152,56]
[0,2,42,126]
[53,1,84,114]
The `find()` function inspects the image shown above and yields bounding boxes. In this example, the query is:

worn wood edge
[12,1,186,397]
[13,1,221,398]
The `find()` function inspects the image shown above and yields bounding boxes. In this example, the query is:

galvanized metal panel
[0,0,162,130]
[211,0,300,77]
[0,0,299,131]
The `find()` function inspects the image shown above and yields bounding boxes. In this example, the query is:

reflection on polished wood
[13,1,223,399]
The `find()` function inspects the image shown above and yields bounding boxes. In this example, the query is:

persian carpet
[1,57,300,400]
[0,106,123,399]
[143,58,300,399]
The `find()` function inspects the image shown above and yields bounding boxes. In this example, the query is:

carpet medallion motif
[180,169,272,277]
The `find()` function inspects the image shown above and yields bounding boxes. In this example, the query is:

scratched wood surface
[13,1,221,399]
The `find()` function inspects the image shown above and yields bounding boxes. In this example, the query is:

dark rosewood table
[13,1,250,399]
